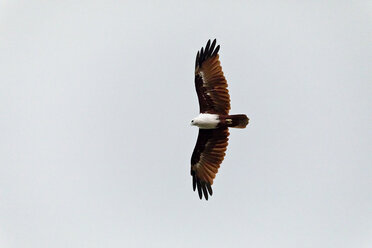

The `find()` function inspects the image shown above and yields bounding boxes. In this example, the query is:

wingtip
[202,183,209,200]
[192,175,196,191]
[212,45,220,57]
[207,184,213,196]
[205,39,211,56]
[195,39,220,68]
[197,180,202,199]
[195,51,200,68]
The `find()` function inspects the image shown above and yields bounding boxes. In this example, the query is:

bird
[190,39,249,200]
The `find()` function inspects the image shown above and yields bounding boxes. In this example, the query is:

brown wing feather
[195,39,231,115]
[191,128,229,200]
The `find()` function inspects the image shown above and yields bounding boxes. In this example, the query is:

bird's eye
[191,120,194,123]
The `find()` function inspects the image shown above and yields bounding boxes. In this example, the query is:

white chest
[193,113,220,129]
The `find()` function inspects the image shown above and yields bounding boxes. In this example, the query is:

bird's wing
[191,127,229,200]
[195,39,231,115]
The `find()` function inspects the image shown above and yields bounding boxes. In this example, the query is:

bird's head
[190,119,196,126]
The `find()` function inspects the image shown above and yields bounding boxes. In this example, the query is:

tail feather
[222,114,249,128]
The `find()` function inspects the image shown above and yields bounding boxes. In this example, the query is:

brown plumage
[195,39,231,115]
[191,128,229,200]
[190,39,249,200]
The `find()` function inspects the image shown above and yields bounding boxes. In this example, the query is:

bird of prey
[190,39,249,200]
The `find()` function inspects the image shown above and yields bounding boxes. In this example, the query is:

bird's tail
[222,114,249,128]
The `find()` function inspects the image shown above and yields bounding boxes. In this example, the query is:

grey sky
[1,1,371,247]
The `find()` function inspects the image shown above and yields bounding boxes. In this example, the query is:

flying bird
[190,39,249,200]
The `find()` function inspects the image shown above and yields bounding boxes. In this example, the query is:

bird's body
[190,39,249,200]
[191,113,249,129]
[191,113,219,129]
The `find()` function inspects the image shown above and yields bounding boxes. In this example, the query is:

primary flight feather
[190,39,249,200]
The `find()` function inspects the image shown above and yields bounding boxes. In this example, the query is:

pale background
[1,1,371,247]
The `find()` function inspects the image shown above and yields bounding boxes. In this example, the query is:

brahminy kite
[190,39,249,200]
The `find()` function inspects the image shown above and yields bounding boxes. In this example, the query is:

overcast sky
[1,1,371,248]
